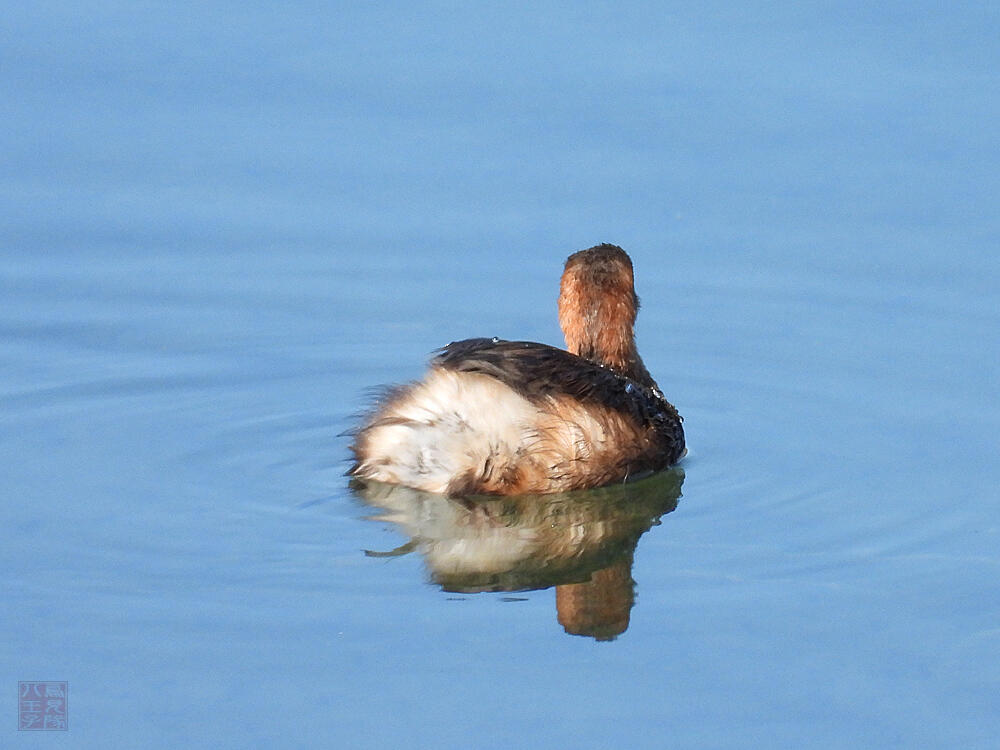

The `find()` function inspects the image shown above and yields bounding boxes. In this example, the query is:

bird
[349,243,684,496]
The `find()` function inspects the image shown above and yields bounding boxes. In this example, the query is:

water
[3,2,999,748]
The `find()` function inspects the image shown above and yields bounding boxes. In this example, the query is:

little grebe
[349,244,685,495]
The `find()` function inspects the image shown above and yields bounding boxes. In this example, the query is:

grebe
[349,244,685,496]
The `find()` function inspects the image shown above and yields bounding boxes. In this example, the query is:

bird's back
[349,338,684,496]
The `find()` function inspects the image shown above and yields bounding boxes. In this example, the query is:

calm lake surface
[3,3,999,748]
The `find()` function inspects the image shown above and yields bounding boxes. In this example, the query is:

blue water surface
[3,2,999,748]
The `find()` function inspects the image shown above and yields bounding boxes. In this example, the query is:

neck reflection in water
[351,468,684,641]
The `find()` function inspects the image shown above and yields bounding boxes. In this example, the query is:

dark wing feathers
[433,339,622,404]
[432,338,684,461]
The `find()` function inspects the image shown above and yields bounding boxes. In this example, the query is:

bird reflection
[350,468,684,641]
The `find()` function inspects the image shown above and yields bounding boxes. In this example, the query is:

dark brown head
[558,244,655,386]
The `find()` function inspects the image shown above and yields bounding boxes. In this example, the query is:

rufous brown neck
[557,244,657,389]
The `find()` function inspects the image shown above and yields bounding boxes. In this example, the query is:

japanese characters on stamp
[18,681,68,731]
